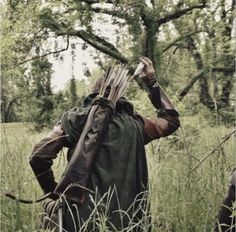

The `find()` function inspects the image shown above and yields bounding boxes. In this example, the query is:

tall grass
[0,118,235,231]
[1,123,65,231]
[148,117,235,232]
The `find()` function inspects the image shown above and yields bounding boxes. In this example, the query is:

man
[214,169,235,232]
[29,57,180,231]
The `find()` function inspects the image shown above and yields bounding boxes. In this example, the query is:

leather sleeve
[29,124,67,195]
[141,77,180,144]
[142,110,180,144]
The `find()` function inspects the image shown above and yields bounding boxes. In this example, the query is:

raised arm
[139,57,180,144]
[29,123,67,200]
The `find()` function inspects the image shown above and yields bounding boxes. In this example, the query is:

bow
[3,168,52,204]
[5,192,52,204]
[4,135,68,204]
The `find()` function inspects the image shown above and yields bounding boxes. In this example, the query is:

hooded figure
[29,58,180,232]
[214,169,235,232]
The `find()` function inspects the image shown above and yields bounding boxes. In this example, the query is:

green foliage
[0,0,47,123]
[19,58,54,130]
[69,77,79,107]
[1,0,235,127]
[50,90,68,124]
[169,0,234,116]
[39,7,61,33]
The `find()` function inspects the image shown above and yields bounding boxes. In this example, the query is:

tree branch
[64,5,131,21]
[17,36,70,66]
[162,30,202,53]
[150,0,155,8]
[58,30,128,64]
[90,6,132,21]
[78,0,117,5]
[177,71,204,101]
[159,3,206,25]
[177,66,234,101]
[212,67,234,74]
[189,129,236,174]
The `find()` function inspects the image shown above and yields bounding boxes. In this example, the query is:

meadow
[1,118,235,232]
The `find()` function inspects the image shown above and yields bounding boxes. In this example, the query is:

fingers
[142,57,153,64]
[139,57,153,66]
[139,57,155,78]
[139,57,149,66]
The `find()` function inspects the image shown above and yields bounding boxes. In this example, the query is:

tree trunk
[142,11,159,69]
[1,97,18,122]
[219,79,233,107]
[218,0,234,108]
[186,37,215,110]
[144,24,157,66]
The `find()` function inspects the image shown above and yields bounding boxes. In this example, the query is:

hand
[139,57,156,78]
[46,122,64,139]
[139,57,156,87]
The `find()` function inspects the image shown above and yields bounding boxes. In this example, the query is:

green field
[1,120,235,231]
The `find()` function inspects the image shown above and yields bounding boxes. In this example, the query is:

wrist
[145,75,158,88]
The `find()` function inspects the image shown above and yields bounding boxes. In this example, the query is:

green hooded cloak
[61,95,151,231]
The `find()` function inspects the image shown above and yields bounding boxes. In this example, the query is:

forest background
[1,0,235,231]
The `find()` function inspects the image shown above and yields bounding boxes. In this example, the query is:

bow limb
[5,192,52,204]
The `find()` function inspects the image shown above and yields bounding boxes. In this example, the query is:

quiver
[54,97,114,203]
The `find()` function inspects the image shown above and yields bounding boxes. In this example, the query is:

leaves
[1,0,235,125]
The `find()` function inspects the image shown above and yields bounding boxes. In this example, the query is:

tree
[169,0,234,116]
[20,57,54,129]
[38,1,207,67]
[69,77,79,107]
[1,1,68,125]
[1,0,44,122]
[36,0,234,115]
[1,0,234,125]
